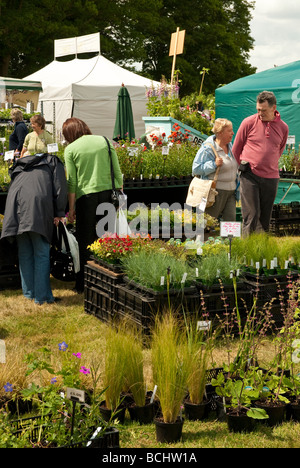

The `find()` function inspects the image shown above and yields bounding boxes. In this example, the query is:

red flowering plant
[88,233,152,265]
[168,123,191,144]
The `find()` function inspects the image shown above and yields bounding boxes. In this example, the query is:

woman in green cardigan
[62,118,123,293]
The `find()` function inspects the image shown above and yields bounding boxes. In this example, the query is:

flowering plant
[88,233,152,264]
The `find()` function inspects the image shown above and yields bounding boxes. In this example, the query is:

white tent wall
[24,55,159,141]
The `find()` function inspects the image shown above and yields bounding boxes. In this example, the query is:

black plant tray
[123,276,197,298]
[90,255,124,273]
[241,268,298,284]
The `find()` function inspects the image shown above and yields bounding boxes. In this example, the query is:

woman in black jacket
[0,152,67,304]
[9,108,28,156]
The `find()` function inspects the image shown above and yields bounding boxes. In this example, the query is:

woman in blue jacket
[192,118,238,221]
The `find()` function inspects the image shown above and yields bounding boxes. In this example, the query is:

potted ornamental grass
[183,315,216,421]
[151,312,189,443]
[116,320,155,425]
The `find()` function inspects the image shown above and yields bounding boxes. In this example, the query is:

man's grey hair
[257,91,277,106]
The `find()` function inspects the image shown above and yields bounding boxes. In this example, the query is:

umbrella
[113,84,135,142]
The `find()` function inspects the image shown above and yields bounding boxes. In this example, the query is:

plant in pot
[183,314,216,421]
[252,369,290,427]
[117,320,155,425]
[100,327,127,424]
[151,312,189,443]
[211,370,269,432]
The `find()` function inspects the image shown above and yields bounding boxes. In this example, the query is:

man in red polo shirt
[232,91,289,236]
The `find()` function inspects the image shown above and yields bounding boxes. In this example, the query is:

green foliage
[151,313,189,423]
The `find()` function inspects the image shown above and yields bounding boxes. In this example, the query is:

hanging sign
[47,143,59,153]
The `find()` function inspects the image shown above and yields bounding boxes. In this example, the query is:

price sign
[66,387,85,403]
[47,143,59,153]
[220,221,241,238]
[4,150,14,160]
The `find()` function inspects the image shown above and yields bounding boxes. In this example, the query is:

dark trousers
[240,171,279,237]
[75,190,113,291]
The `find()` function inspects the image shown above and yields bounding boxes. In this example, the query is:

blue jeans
[17,232,54,304]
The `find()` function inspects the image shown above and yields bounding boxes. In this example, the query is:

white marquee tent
[24,53,160,141]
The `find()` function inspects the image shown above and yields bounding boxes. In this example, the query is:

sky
[248,0,300,73]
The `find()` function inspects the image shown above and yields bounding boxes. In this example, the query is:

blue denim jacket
[192,135,239,199]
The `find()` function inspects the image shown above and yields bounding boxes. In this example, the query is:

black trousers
[240,171,279,237]
[75,190,113,291]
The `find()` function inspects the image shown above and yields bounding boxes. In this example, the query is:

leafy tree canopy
[0,0,255,95]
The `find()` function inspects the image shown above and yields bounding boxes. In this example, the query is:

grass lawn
[1,277,300,449]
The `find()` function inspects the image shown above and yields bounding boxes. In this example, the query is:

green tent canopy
[215,60,300,147]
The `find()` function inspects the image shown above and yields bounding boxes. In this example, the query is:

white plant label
[0,340,6,363]
[66,387,85,403]
[4,150,14,160]
[47,143,59,153]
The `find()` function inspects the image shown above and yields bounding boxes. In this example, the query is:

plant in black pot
[151,312,189,443]
[211,371,269,432]
[183,315,216,421]
[118,321,155,425]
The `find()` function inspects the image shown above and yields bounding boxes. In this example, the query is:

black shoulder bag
[103,136,121,209]
[50,221,75,282]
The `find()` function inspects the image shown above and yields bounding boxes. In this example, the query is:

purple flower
[79,366,90,375]
[72,353,82,359]
[50,377,57,384]
[4,382,13,392]
[58,341,68,351]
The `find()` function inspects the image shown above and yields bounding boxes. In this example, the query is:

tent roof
[216,60,300,96]
[25,55,159,99]
[0,76,42,91]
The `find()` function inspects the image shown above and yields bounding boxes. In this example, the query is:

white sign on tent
[54,33,101,58]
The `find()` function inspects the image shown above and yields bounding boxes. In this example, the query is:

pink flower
[79,366,90,375]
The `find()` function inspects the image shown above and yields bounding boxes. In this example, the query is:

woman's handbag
[50,221,76,282]
[186,143,220,208]
[104,136,123,209]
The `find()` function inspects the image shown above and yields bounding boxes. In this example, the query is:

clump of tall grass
[121,249,196,290]
[151,313,189,423]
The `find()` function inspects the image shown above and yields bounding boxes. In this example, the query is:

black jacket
[1,153,67,244]
[9,121,28,152]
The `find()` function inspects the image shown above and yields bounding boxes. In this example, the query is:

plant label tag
[162,146,169,155]
[160,276,164,286]
[86,426,102,447]
[199,198,207,212]
[263,259,267,267]
[285,260,289,269]
[181,272,187,283]
[127,147,139,156]
[47,143,58,153]
[0,137,6,142]
[270,260,274,269]
[195,267,199,277]
[197,320,211,331]
[273,257,278,267]
[66,387,85,403]
[150,385,158,404]
[0,340,6,363]
[4,150,14,160]
[256,262,260,269]
[220,221,241,237]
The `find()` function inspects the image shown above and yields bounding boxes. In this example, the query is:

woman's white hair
[212,118,232,135]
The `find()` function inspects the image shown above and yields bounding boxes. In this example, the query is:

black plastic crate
[243,278,290,307]
[0,270,21,290]
[272,202,300,220]
[84,261,124,301]
[201,289,252,312]
[269,219,300,236]
[84,284,115,323]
